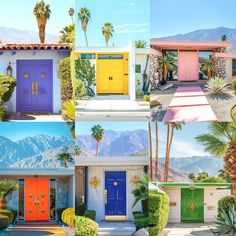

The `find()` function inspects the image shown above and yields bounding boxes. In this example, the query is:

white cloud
[115,23,149,34]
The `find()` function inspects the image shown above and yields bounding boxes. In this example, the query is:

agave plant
[205,77,228,95]
[214,202,236,235]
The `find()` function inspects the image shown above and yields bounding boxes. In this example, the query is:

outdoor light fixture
[6,62,13,77]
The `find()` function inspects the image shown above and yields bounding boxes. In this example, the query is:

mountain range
[77,129,148,157]
[0,26,58,43]
[0,135,74,168]
[157,27,236,49]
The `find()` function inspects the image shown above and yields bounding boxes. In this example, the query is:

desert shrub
[75,202,85,216]
[0,74,16,103]
[136,89,144,99]
[84,210,96,221]
[231,105,236,121]
[148,192,169,236]
[205,77,228,94]
[143,94,150,102]
[61,208,75,227]
[75,216,98,236]
[0,210,13,223]
[58,57,73,102]
[218,195,235,217]
[8,209,17,223]
[0,214,9,230]
[56,208,67,222]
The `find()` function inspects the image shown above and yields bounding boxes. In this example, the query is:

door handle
[111,77,113,80]
[35,82,38,95]
[32,82,35,95]
[104,189,108,204]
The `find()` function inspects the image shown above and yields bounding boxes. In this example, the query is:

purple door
[16,60,53,112]
[105,171,126,216]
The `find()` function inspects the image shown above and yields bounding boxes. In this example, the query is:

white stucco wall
[226,58,233,84]
[162,186,231,223]
[87,165,144,222]
[0,50,70,113]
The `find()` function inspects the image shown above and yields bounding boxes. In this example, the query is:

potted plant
[0,180,18,210]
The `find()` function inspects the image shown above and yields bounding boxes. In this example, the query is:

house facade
[75,156,148,222]
[157,183,231,223]
[0,44,72,114]
[0,168,75,222]
[76,41,150,100]
[150,40,234,84]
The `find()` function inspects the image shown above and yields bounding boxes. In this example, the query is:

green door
[181,188,204,222]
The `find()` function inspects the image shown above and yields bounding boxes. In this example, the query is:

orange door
[25,179,49,221]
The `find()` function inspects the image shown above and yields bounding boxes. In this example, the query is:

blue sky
[0,0,73,35]
[75,0,149,47]
[76,122,148,135]
[151,0,236,38]
[0,122,72,141]
[154,122,211,158]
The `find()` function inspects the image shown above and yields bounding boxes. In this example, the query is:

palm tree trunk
[155,122,158,180]
[96,141,99,156]
[39,28,45,43]
[64,160,67,168]
[84,31,88,47]
[163,124,170,182]
[148,122,153,181]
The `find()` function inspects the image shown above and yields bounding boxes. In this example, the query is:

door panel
[178,51,198,81]
[17,60,53,112]
[97,60,111,93]
[25,179,49,221]
[181,188,204,222]
[110,60,124,94]
[105,171,126,216]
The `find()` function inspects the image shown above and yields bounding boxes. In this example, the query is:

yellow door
[97,54,128,94]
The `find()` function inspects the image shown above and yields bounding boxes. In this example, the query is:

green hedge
[75,216,98,236]
[84,210,96,221]
[0,74,16,103]
[0,214,9,230]
[8,209,17,223]
[0,210,14,224]
[61,208,75,227]
[148,192,169,236]
[218,195,235,217]
[56,208,67,222]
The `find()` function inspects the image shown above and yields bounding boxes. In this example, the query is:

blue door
[105,171,126,216]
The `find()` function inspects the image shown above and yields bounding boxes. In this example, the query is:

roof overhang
[0,168,75,176]
[151,40,232,51]
[75,156,148,166]
[213,52,236,58]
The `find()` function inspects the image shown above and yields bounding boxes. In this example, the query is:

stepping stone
[176,86,202,92]
[169,96,209,107]
[174,91,205,97]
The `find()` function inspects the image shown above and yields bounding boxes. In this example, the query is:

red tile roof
[0,43,72,50]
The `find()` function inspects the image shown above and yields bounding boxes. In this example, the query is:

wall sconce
[6,62,13,77]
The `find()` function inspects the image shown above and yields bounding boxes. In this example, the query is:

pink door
[178,51,198,81]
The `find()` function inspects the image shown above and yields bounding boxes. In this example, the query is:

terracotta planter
[0,198,7,209]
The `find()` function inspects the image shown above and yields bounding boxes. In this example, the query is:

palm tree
[91,125,105,156]
[78,7,91,47]
[68,7,74,24]
[163,122,184,182]
[102,22,114,47]
[33,0,51,43]
[57,152,74,167]
[135,40,147,48]
[196,122,236,202]
[75,145,82,156]
[148,121,153,181]
[202,58,215,79]
[222,34,227,41]
[155,122,158,180]
[59,24,75,43]
[158,56,176,85]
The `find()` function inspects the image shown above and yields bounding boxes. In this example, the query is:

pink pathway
[163,86,217,122]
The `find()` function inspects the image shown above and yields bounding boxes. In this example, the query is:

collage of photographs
[0,0,236,236]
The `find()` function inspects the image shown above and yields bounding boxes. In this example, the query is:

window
[80,54,96,60]
[18,179,24,220]
[232,59,236,76]
[50,179,56,220]
[135,64,141,73]
[98,54,123,60]
[163,50,178,81]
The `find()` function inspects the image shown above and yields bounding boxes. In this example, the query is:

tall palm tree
[57,152,74,168]
[222,34,227,41]
[59,24,75,43]
[33,0,51,43]
[148,121,153,181]
[163,122,184,182]
[196,122,236,202]
[68,7,74,24]
[102,22,114,47]
[91,125,105,156]
[75,145,82,156]
[155,122,158,180]
[202,58,215,79]
[158,56,176,84]
[135,40,147,48]
[78,7,91,47]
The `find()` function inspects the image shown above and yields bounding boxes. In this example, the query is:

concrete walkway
[7,113,63,122]
[162,223,215,236]
[7,225,68,236]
